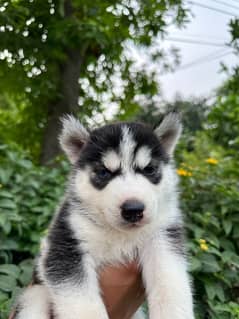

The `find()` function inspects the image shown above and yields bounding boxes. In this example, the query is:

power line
[178,48,229,68]
[172,33,228,42]
[209,0,239,11]
[165,36,228,47]
[174,50,232,72]
[175,49,232,72]
[188,0,237,17]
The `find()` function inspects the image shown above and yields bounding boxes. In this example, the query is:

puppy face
[60,114,182,231]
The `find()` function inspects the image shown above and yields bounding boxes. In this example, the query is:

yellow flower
[200,243,209,251]
[197,238,209,251]
[198,239,209,251]
[206,158,218,165]
[176,168,192,177]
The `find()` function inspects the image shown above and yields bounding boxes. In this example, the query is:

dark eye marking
[142,164,158,176]
[135,163,161,184]
[136,163,158,176]
[91,165,121,190]
[95,166,112,180]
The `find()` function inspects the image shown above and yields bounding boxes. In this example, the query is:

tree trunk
[40,47,87,165]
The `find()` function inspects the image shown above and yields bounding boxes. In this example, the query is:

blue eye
[96,167,112,179]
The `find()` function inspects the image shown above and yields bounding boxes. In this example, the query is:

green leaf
[220,239,235,252]
[0,190,14,199]
[231,254,239,268]
[0,218,11,234]
[18,159,32,169]
[0,199,16,209]
[0,239,19,250]
[0,290,8,302]
[208,235,220,248]
[19,260,33,285]
[205,281,216,300]
[189,257,201,272]
[0,264,21,279]
[214,303,231,313]
[221,251,234,263]
[201,254,221,273]
[233,224,239,238]
[0,275,17,292]
[0,169,12,184]
[215,283,225,302]
[222,220,232,235]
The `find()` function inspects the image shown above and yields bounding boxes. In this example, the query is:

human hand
[100,262,145,319]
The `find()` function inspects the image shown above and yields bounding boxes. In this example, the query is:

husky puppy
[14,113,194,319]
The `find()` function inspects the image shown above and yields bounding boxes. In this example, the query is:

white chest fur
[68,212,155,267]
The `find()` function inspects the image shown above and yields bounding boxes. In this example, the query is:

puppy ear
[154,112,182,155]
[59,115,89,163]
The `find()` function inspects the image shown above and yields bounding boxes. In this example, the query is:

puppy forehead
[79,122,162,168]
[119,126,136,167]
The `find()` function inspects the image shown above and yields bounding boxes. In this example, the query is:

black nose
[121,200,145,223]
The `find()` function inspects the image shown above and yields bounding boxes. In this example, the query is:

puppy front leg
[51,288,108,319]
[141,230,194,319]
[44,254,108,319]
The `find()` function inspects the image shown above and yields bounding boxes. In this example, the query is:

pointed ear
[59,115,89,164]
[154,112,182,155]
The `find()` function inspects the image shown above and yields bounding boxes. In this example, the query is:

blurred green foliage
[0,146,68,317]
[208,96,239,152]
[177,133,239,319]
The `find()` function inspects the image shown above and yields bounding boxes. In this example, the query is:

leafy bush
[177,132,239,319]
[0,145,68,317]
[207,94,239,152]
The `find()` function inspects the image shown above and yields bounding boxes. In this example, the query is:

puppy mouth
[121,218,149,228]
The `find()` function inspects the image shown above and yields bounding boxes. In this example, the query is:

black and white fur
[14,113,194,319]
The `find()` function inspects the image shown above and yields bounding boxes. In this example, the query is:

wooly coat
[13,113,194,319]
